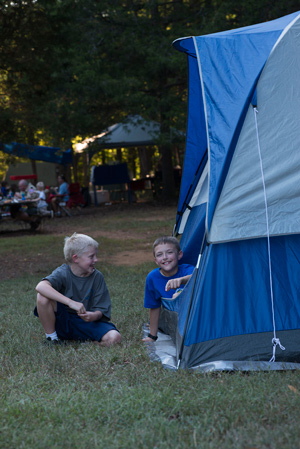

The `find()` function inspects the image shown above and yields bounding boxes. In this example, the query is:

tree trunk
[160,142,176,200]
[82,152,90,188]
[128,149,137,179]
[160,105,176,200]
[117,148,122,162]
[72,149,78,183]
[101,149,106,165]
[138,147,153,178]
[30,159,37,185]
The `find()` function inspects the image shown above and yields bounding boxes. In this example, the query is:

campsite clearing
[0,201,300,449]
[0,202,176,280]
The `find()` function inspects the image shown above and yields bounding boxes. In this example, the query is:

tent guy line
[253,105,285,363]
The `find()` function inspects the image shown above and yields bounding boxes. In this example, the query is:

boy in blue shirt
[142,236,194,343]
[34,232,122,346]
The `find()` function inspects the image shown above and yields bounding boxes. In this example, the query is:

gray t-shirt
[44,264,111,320]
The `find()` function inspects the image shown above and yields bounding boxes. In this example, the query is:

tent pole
[174,150,207,235]
[176,270,198,369]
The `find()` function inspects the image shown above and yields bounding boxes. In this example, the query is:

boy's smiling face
[71,245,98,277]
[154,243,183,277]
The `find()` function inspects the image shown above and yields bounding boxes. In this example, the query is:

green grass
[1,204,300,449]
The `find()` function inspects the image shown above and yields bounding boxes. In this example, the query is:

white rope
[253,107,285,362]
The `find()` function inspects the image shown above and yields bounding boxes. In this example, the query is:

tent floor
[142,324,177,370]
[142,324,300,372]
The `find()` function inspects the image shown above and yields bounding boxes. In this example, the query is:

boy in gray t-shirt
[34,233,122,346]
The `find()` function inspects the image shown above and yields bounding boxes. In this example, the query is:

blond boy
[34,233,121,346]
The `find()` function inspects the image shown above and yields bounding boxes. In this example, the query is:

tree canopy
[0,0,299,196]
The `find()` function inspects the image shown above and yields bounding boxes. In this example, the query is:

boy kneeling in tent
[142,236,194,343]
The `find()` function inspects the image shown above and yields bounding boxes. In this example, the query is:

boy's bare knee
[100,330,122,346]
[37,292,48,305]
[36,293,56,311]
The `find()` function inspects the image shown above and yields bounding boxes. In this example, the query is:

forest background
[0,0,299,199]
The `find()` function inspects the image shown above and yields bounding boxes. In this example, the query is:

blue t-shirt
[59,182,69,201]
[144,264,194,309]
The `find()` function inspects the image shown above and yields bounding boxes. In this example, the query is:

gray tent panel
[209,15,300,243]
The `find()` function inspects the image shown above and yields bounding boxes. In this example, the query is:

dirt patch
[0,202,175,279]
[109,249,154,266]
[78,229,143,241]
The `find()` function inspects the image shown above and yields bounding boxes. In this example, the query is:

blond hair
[36,181,45,189]
[63,233,99,263]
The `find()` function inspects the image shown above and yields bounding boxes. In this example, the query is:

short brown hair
[153,236,181,256]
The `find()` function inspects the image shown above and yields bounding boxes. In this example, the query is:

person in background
[9,183,18,197]
[10,179,41,230]
[1,181,9,197]
[50,175,69,217]
[36,181,53,217]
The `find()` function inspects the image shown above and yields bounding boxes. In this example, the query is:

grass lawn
[0,202,299,449]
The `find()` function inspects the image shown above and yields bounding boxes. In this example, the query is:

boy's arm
[165,274,192,292]
[36,280,87,314]
[142,307,160,342]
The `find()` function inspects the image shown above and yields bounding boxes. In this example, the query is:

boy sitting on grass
[142,236,194,343]
[34,232,122,346]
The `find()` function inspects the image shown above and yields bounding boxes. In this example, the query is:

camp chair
[65,183,86,214]
[57,183,85,217]
[57,199,72,217]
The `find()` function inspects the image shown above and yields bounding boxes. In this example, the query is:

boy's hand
[77,311,94,322]
[165,278,182,292]
[172,291,182,299]
[78,311,103,322]
[69,300,86,314]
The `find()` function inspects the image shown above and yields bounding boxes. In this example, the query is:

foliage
[0,1,299,196]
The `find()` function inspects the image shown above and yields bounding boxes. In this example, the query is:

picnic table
[0,197,40,228]
[0,197,39,210]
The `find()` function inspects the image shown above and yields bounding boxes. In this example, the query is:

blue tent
[154,11,300,371]
[0,142,72,165]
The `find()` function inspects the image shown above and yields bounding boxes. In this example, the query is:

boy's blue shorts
[34,302,119,342]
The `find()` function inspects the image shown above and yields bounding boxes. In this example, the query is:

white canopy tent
[74,115,160,153]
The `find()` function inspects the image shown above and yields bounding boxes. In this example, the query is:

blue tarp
[0,142,72,165]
